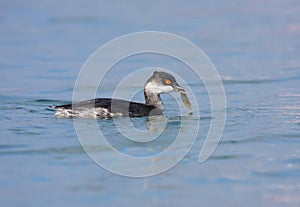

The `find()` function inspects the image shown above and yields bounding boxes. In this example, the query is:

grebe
[51,71,192,118]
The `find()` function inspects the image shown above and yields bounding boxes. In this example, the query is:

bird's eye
[165,80,172,85]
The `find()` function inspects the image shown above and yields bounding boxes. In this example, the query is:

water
[1,0,300,206]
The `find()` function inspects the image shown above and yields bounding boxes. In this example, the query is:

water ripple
[222,74,300,85]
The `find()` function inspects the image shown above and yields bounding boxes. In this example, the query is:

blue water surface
[1,0,300,206]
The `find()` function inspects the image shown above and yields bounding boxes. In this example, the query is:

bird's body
[51,71,191,118]
[52,98,162,118]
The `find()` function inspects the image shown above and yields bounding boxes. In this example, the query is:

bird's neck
[144,89,164,110]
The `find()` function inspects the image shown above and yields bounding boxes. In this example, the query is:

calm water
[1,0,300,206]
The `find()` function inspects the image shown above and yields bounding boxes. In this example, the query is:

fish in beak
[174,84,192,114]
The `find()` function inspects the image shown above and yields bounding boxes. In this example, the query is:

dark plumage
[52,98,162,117]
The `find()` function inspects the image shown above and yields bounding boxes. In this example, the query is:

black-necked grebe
[51,71,191,118]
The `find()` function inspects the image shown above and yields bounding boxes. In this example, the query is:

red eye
[165,80,172,85]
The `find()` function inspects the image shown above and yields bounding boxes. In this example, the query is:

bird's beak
[174,84,186,92]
